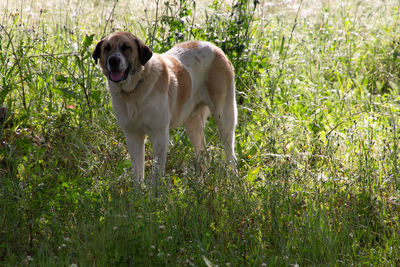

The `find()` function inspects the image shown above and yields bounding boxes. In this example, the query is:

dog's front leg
[124,131,146,182]
[149,129,169,186]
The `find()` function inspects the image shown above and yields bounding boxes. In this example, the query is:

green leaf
[83,34,95,49]
[279,35,285,56]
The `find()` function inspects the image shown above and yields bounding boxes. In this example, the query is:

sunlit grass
[1,0,400,265]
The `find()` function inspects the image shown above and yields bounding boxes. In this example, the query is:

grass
[1,0,400,265]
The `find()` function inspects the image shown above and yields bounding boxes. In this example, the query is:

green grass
[1,0,400,265]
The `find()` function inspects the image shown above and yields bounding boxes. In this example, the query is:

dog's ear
[92,40,103,64]
[135,38,153,66]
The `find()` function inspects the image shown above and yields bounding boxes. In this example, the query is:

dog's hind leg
[206,48,237,169]
[211,87,237,169]
[184,104,210,160]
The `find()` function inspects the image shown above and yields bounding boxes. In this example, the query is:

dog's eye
[121,44,131,51]
[104,44,111,52]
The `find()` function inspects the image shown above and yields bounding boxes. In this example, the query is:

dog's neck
[108,65,145,95]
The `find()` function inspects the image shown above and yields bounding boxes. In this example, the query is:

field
[1,0,400,265]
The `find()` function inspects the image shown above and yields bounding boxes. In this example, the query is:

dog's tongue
[110,71,125,82]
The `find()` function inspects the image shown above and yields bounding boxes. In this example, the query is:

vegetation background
[1,0,400,265]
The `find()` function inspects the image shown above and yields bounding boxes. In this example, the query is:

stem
[102,0,119,36]
[151,0,160,49]
[2,26,27,110]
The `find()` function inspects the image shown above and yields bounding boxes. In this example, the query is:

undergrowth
[1,0,400,265]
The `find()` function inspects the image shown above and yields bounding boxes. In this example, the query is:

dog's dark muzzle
[108,55,121,70]
[107,55,130,83]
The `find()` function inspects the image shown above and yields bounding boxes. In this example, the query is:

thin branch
[103,0,119,36]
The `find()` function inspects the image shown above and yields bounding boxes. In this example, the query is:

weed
[1,0,400,265]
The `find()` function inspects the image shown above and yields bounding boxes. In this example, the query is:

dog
[92,32,237,182]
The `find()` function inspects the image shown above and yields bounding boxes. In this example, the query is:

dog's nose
[108,56,121,69]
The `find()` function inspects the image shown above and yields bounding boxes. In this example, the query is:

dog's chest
[111,91,168,134]
[111,94,138,126]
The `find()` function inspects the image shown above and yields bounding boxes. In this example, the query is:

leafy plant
[1,0,400,266]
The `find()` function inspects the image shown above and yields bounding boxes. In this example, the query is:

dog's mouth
[109,66,130,83]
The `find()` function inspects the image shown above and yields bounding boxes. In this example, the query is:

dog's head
[92,32,153,83]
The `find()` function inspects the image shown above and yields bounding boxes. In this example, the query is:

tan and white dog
[92,32,237,181]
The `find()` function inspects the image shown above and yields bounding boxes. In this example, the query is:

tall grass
[1,0,400,265]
